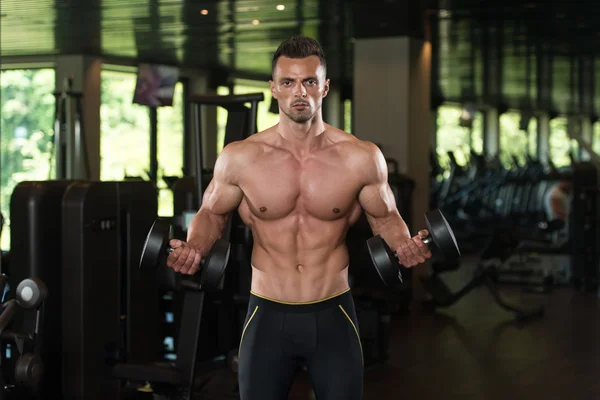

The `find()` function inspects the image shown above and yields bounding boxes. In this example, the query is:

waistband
[249,288,352,313]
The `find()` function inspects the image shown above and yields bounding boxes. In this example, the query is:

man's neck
[277,115,327,152]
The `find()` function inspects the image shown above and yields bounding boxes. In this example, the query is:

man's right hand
[166,239,203,275]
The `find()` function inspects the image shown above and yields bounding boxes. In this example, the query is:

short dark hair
[272,35,327,76]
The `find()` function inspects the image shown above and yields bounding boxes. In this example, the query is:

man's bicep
[356,141,398,227]
[202,178,243,216]
[201,144,245,216]
[358,182,398,230]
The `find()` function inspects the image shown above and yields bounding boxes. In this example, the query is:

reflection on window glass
[0,68,55,250]
[499,111,529,168]
[100,69,150,181]
[157,82,184,217]
[436,104,482,168]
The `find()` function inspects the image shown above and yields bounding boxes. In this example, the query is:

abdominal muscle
[245,214,353,303]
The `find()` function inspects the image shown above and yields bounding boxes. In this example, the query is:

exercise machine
[8,180,73,397]
[0,276,47,400]
[112,92,264,399]
[62,180,160,400]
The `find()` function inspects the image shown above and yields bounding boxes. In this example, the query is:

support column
[537,112,550,165]
[483,109,500,157]
[54,55,102,180]
[323,87,344,129]
[186,73,217,173]
[353,36,431,233]
[580,116,593,161]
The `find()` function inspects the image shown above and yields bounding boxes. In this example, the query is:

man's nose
[294,83,307,98]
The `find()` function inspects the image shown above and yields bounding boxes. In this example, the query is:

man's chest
[237,154,363,219]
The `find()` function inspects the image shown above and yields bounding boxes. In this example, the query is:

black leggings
[237,288,364,400]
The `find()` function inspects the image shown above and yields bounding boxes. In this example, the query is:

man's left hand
[395,230,432,267]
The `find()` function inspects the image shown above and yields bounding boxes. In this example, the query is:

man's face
[270,56,329,123]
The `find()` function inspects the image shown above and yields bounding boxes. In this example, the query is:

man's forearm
[373,213,412,250]
[186,208,229,256]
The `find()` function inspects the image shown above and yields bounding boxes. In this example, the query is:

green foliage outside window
[436,105,483,169]
[0,68,55,250]
[100,69,150,181]
[499,112,530,168]
[100,69,184,217]
[549,117,575,168]
[157,83,184,216]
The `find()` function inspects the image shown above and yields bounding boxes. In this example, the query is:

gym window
[435,104,483,169]
[549,116,575,168]
[100,67,185,217]
[100,68,150,181]
[156,82,184,217]
[0,67,56,250]
[499,111,530,168]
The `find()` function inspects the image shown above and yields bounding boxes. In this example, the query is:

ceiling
[1,0,348,79]
[2,0,600,114]
[435,0,600,114]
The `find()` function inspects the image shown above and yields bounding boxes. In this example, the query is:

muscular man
[167,35,432,399]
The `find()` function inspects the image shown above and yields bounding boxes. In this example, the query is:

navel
[297,264,303,271]
[333,208,340,214]
[259,207,267,212]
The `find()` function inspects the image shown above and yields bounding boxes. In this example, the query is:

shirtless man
[166,35,432,400]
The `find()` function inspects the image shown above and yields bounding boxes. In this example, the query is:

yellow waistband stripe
[249,287,351,305]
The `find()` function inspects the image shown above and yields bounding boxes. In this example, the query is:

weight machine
[112,92,264,399]
[0,276,47,400]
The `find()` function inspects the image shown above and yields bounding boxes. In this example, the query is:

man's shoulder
[222,135,265,155]
[325,129,384,180]
[328,129,381,160]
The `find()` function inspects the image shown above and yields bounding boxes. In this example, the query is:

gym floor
[201,255,600,399]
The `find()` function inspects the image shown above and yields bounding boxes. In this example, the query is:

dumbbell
[366,209,461,289]
[139,218,230,291]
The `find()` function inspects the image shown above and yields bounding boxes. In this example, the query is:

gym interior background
[1,0,600,399]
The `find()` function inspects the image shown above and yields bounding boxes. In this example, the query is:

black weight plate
[200,239,231,291]
[139,218,171,270]
[366,235,403,287]
[424,209,461,259]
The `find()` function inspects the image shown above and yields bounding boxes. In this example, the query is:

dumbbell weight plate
[139,218,171,271]
[366,235,403,289]
[366,209,461,289]
[199,238,230,291]
[424,209,461,260]
[139,218,231,292]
